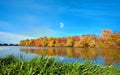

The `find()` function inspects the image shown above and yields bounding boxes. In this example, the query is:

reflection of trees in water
[55,47,66,56]
[80,48,97,60]
[47,48,55,56]
[66,47,74,57]
[99,48,120,65]
[20,47,120,65]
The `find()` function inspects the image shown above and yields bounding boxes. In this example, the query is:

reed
[0,55,120,75]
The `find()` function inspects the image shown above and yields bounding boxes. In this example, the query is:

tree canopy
[19,29,120,48]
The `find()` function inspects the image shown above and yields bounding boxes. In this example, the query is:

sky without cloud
[0,0,120,44]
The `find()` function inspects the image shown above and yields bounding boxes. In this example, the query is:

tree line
[19,29,120,48]
[0,43,18,46]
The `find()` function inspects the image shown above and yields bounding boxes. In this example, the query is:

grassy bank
[0,55,120,75]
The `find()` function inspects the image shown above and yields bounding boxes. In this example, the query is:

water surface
[0,46,120,66]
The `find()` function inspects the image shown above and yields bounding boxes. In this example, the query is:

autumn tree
[29,39,35,46]
[19,39,29,46]
[60,37,67,47]
[102,29,113,39]
[55,38,61,47]
[79,35,95,48]
[66,36,74,47]
[111,33,120,48]
[19,29,120,48]
[100,29,114,48]
[34,39,42,46]
[40,37,48,47]
[48,37,55,47]
[73,36,80,47]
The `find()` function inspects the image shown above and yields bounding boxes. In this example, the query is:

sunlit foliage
[48,37,55,47]
[66,36,74,47]
[19,29,120,48]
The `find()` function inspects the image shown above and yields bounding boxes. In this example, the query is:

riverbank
[0,55,120,75]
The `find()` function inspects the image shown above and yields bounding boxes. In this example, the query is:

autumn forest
[19,29,120,48]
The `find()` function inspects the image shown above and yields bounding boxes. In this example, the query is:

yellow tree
[40,37,48,47]
[73,36,80,47]
[112,33,120,48]
[55,38,61,47]
[19,40,25,46]
[102,29,113,39]
[48,37,55,47]
[101,29,114,48]
[29,39,35,46]
[79,35,95,48]
[66,36,74,47]
[24,39,29,46]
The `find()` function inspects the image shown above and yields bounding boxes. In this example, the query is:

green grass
[0,55,120,75]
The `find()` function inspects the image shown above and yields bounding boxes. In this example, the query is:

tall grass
[0,55,120,75]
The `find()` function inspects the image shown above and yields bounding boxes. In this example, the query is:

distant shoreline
[0,43,18,46]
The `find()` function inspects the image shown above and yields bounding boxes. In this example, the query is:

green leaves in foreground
[0,55,120,75]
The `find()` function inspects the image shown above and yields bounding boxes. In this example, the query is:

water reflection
[20,47,120,66]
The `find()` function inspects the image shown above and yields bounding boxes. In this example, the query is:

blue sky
[0,0,120,44]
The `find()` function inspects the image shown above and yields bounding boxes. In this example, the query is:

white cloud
[0,32,35,44]
[60,22,64,29]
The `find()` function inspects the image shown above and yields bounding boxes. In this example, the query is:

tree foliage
[19,29,120,48]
